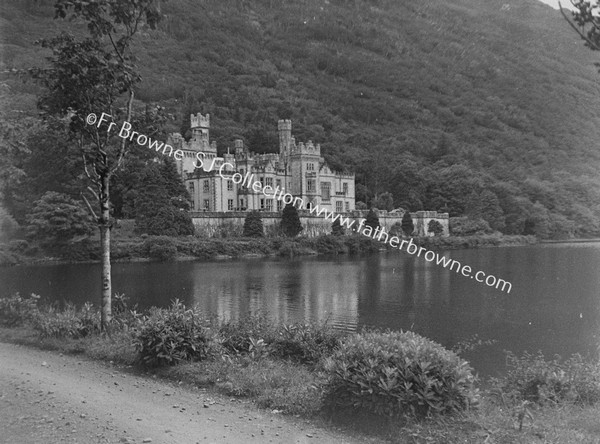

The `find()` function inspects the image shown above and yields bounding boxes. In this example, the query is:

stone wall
[190,209,449,238]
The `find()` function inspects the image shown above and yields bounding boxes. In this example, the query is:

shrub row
[496,351,600,406]
[9,295,600,421]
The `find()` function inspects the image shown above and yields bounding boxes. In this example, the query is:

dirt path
[0,342,374,444]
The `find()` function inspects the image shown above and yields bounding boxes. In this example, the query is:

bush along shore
[0,232,537,267]
[1,293,599,443]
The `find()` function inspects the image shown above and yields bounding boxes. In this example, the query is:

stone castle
[170,114,355,214]
[169,113,449,237]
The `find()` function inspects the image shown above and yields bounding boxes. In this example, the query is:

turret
[191,113,210,143]
[278,119,292,157]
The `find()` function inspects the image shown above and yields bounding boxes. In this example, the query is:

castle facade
[170,114,356,214]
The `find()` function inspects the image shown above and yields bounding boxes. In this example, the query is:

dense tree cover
[243,211,264,237]
[281,204,303,237]
[2,0,600,239]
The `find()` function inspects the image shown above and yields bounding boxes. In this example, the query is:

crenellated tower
[278,119,292,158]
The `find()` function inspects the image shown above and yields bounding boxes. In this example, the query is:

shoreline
[1,233,538,268]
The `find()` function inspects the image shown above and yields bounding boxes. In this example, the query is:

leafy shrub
[0,293,40,327]
[271,322,342,366]
[8,239,29,253]
[276,240,313,257]
[498,351,600,405]
[33,302,100,338]
[302,235,347,255]
[142,236,177,261]
[134,300,210,367]
[449,217,493,236]
[218,314,277,355]
[322,330,479,419]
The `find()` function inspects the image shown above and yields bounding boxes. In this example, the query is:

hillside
[2,0,600,238]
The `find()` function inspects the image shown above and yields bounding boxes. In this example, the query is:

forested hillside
[2,0,600,238]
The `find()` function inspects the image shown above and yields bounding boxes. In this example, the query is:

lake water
[1,243,599,376]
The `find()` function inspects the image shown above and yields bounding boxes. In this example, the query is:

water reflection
[1,243,599,376]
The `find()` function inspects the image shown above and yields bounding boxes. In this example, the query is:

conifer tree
[135,160,194,236]
[331,218,345,236]
[243,211,264,237]
[401,210,414,236]
[281,204,303,237]
[364,208,380,231]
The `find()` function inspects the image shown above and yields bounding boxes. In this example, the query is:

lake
[1,242,599,376]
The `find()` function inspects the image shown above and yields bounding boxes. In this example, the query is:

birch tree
[31,0,165,331]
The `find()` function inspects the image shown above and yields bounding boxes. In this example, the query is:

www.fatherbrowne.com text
[203,154,513,294]
[85,114,512,294]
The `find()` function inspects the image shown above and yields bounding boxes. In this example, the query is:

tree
[30,0,165,331]
[560,2,600,51]
[364,208,380,231]
[427,219,444,237]
[281,204,303,237]
[331,218,345,236]
[26,191,95,250]
[465,189,505,232]
[135,160,194,236]
[243,211,264,237]
[401,211,414,236]
[372,192,394,211]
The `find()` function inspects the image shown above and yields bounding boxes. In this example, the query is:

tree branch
[110,89,134,177]
[81,191,99,221]
[560,1,600,50]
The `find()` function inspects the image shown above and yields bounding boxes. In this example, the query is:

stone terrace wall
[190,210,449,238]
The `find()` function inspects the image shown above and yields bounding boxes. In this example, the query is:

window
[266,199,273,211]
[227,180,233,191]
[240,168,245,176]
[260,198,265,210]
[203,180,209,192]
[228,199,234,211]
[190,200,195,210]
[276,179,281,189]
[336,201,343,212]
[204,199,210,210]
[265,177,273,187]
[277,200,282,212]
[188,182,195,194]
[307,163,314,171]
[343,182,348,195]
[259,177,264,186]
[240,198,245,209]
[307,179,315,193]
[321,182,331,201]
[345,201,350,212]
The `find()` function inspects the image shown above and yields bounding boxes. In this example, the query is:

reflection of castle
[170,114,355,213]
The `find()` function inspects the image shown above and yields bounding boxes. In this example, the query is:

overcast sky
[537,0,575,10]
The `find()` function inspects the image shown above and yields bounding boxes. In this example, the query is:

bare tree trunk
[100,173,111,331]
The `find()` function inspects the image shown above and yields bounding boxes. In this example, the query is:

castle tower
[190,113,216,155]
[278,119,292,157]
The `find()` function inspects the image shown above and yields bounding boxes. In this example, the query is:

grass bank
[1,294,599,443]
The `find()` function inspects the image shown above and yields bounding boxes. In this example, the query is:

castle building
[170,114,355,214]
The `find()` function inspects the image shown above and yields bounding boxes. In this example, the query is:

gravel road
[0,342,372,444]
